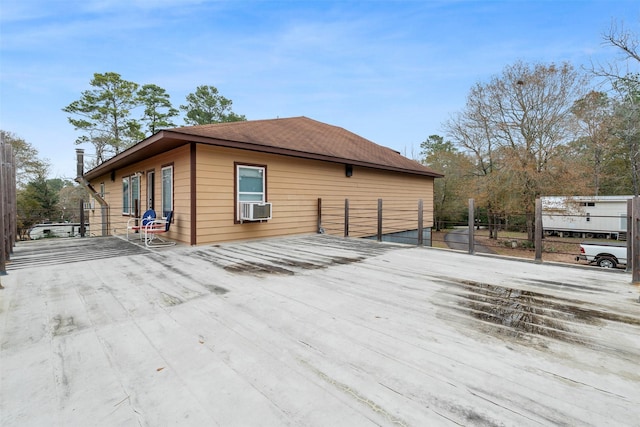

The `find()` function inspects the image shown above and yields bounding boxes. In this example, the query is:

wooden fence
[1,138,17,278]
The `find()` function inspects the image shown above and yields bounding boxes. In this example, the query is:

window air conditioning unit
[240,202,272,221]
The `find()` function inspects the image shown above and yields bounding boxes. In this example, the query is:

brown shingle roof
[83,116,442,179]
[170,117,441,177]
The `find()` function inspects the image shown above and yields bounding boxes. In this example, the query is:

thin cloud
[1,0,638,179]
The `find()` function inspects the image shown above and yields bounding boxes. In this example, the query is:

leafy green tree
[180,85,246,125]
[63,72,144,164]
[57,182,88,222]
[15,193,41,240]
[2,130,89,238]
[137,84,179,135]
[420,135,474,230]
[1,130,49,189]
[420,134,457,155]
[16,171,61,238]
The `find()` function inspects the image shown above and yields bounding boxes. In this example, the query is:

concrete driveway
[444,228,495,253]
[1,235,638,426]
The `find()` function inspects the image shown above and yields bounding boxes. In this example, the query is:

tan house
[77,117,442,246]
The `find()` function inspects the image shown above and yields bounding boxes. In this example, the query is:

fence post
[0,140,6,278]
[79,199,86,237]
[9,142,16,252]
[627,199,632,273]
[535,197,543,263]
[377,199,382,242]
[0,139,15,282]
[468,198,475,254]
[317,198,322,233]
[344,198,349,238]
[417,199,424,246]
[632,197,640,285]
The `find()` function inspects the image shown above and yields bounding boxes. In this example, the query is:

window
[131,174,140,213]
[122,174,141,215]
[147,170,155,210]
[122,177,130,214]
[236,164,266,220]
[237,165,265,202]
[161,165,173,218]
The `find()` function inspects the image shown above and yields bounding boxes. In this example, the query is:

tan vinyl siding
[88,145,192,244]
[171,155,192,244]
[194,145,433,245]
[87,142,434,246]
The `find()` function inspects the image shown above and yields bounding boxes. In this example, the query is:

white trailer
[541,195,632,240]
[28,222,89,240]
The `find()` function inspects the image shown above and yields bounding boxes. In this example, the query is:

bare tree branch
[604,20,640,63]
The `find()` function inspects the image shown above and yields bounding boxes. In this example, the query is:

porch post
[417,199,424,246]
[344,198,349,237]
[377,199,382,242]
[317,198,322,233]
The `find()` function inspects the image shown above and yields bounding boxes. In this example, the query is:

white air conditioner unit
[240,202,272,221]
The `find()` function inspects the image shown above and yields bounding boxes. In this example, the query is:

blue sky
[1,0,638,179]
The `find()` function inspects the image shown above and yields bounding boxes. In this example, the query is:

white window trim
[236,164,266,221]
[161,165,173,219]
[123,174,141,215]
[131,174,140,215]
[237,165,266,200]
[122,176,130,215]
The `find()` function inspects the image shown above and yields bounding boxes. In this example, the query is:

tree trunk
[488,212,499,239]
[526,211,535,243]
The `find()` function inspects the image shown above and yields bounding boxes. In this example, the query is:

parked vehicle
[28,222,89,240]
[576,241,627,268]
[542,195,633,241]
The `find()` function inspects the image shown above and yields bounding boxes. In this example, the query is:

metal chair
[126,209,156,240]
[142,211,175,247]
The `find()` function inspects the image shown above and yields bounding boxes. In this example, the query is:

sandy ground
[1,235,639,426]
